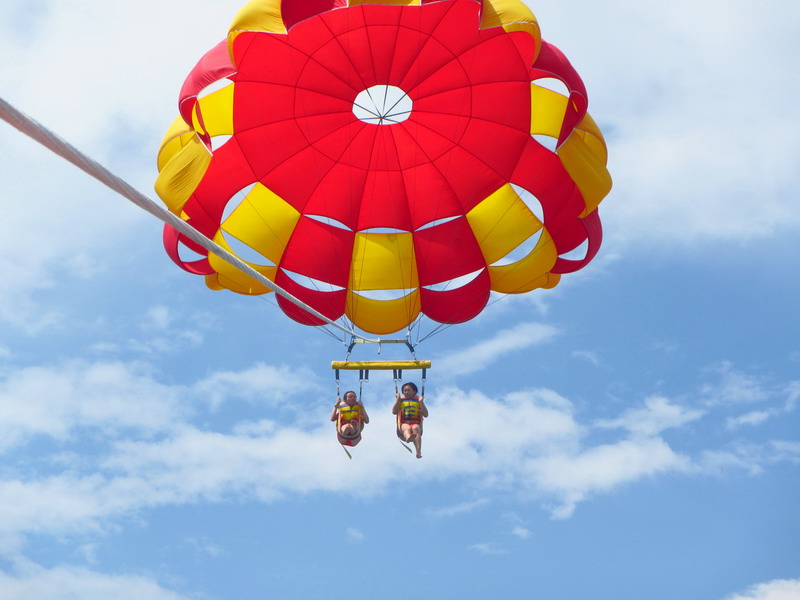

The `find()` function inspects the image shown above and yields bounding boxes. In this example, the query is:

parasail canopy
[155,0,612,336]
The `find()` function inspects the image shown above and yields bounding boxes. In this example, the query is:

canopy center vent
[352,85,412,125]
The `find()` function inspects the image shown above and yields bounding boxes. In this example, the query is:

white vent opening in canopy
[353,85,413,125]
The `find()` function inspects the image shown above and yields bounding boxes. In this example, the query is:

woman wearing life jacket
[392,382,428,459]
[330,390,369,446]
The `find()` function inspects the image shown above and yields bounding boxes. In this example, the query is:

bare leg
[411,424,422,458]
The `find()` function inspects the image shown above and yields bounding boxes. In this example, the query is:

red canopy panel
[275,268,346,326]
[278,216,354,287]
[413,216,486,286]
[420,268,491,325]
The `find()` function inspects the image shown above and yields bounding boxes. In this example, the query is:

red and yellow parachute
[155,0,611,335]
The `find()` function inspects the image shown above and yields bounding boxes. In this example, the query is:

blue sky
[1,1,799,599]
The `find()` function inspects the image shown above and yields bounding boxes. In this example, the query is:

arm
[329,400,340,422]
[360,404,370,424]
[419,396,429,418]
[391,393,402,415]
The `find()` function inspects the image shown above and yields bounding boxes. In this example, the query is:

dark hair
[401,382,418,394]
[343,390,357,399]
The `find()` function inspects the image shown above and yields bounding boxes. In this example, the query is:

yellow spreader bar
[331,360,431,371]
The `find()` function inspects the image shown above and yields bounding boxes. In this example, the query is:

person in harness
[392,382,428,459]
[330,390,369,446]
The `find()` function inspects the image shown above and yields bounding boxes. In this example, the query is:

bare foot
[416,452,422,459]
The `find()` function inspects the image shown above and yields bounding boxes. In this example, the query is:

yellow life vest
[338,401,361,423]
[399,397,422,423]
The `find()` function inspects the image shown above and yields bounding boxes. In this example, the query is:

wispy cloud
[468,542,506,555]
[527,438,690,519]
[426,498,490,518]
[141,306,172,331]
[572,350,601,366]
[510,526,531,540]
[595,396,704,437]
[435,322,559,377]
[193,362,321,411]
[785,382,800,412]
[724,578,800,600]
[704,367,800,429]
[346,528,365,542]
[651,340,679,354]
[184,536,224,557]
[701,362,771,406]
[504,512,531,539]
[726,411,773,430]
[697,441,800,477]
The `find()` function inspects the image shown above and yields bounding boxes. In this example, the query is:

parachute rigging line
[0,96,375,343]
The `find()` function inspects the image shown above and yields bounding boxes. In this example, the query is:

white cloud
[572,350,601,366]
[697,448,764,477]
[770,440,800,463]
[701,366,800,429]
[141,305,172,331]
[426,498,490,518]
[0,120,148,334]
[726,410,773,429]
[766,441,800,465]
[697,441,800,477]
[468,542,506,555]
[0,361,186,451]
[0,385,576,539]
[125,332,206,358]
[701,362,771,406]
[651,340,679,354]
[435,322,559,377]
[595,396,704,437]
[77,543,99,565]
[570,0,800,248]
[725,579,800,600]
[184,536,224,557]
[0,359,796,544]
[346,528,365,542]
[192,362,321,411]
[123,306,213,357]
[0,563,189,600]
[785,382,800,412]
[510,526,531,540]
[71,385,698,522]
[0,0,247,333]
[504,512,531,539]
[527,438,689,519]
